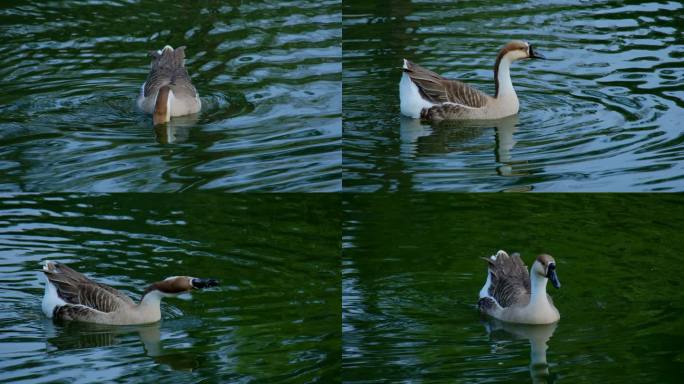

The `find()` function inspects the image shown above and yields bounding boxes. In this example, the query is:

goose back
[143,46,197,100]
[44,262,134,317]
[482,251,531,308]
[402,60,490,108]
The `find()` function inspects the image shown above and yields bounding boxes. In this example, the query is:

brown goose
[41,261,218,325]
[399,40,546,121]
[137,45,202,125]
[478,250,560,324]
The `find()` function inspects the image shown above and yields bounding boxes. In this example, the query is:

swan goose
[478,250,560,324]
[137,45,201,125]
[41,261,218,325]
[400,40,546,121]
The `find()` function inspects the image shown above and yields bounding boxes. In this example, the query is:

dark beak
[529,45,546,60]
[191,278,219,289]
[547,264,561,289]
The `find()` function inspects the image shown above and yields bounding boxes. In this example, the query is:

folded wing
[484,252,531,308]
[403,60,489,108]
[44,262,134,314]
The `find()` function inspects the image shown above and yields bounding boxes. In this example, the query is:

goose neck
[529,271,549,303]
[494,56,516,100]
[137,289,164,318]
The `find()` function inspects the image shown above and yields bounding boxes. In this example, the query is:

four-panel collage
[1,1,682,383]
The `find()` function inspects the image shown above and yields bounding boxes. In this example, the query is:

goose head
[143,276,219,298]
[493,41,546,99]
[498,40,546,62]
[532,254,561,288]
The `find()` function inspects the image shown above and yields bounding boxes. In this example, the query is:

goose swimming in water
[41,261,218,325]
[137,45,202,125]
[478,250,560,325]
[400,40,546,121]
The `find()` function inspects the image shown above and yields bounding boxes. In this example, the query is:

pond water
[343,194,684,383]
[0,0,341,192]
[343,0,684,192]
[0,194,340,383]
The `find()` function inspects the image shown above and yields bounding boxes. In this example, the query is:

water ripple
[0,0,341,192]
[0,194,340,382]
[343,0,684,191]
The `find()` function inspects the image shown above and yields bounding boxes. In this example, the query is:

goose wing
[143,46,196,99]
[483,252,531,308]
[52,304,107,323]
[44,262,135,313]
[402,60,489,108]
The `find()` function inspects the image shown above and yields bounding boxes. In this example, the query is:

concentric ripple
[343,0,684,191]
[0,0,341,192]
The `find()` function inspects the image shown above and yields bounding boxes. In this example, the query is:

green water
[0,1,341,191]
[343,194,684,383]
[2,0,684,382]
[0,194,341,383]
[343,0,684,192]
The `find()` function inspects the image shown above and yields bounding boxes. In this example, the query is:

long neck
[494,55,516,100]
[529,270,548,304]
[135,290,165,321]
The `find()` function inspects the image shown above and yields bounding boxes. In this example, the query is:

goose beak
[547,263,561,288]
[191,278,219,289]
[529,45,546,60]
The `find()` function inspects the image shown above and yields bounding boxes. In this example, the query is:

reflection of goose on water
[45,320,201,371]
[483,318,558,384]
[493,115,519,177]
[478,250,561,324]
[137,45,202,125]
[42,261,218,325]
[399,115,531,185]
[153,113,198,144]
[400,40,546,121]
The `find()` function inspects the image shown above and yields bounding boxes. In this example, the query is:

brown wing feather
[143,46,196,99]
[485,252,531,308]
[44,262,134,313]
[403,60,489,108]
[53,304,105,322]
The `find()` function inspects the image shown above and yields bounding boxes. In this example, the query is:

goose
[478,250,560,325]
[400,40,546,121]
[137,45,202,125]
[41,261,218,325]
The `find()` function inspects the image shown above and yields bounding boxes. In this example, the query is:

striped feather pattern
[143,46,197,100]
[53,304,103,322]
[44,262,133,316]
[403,60,489,108]
[483,252,531,308]
[420,104,471,121]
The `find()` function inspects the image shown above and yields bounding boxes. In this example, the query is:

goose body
[41,261,218,325]
[400,40,545,121]
[137,45,201,125]
[478,250,560,325]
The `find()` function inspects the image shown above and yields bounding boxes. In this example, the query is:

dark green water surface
[0,1,341,191]
[0,194,340,383]
[343,194,684,383]
[343,0,684,191]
